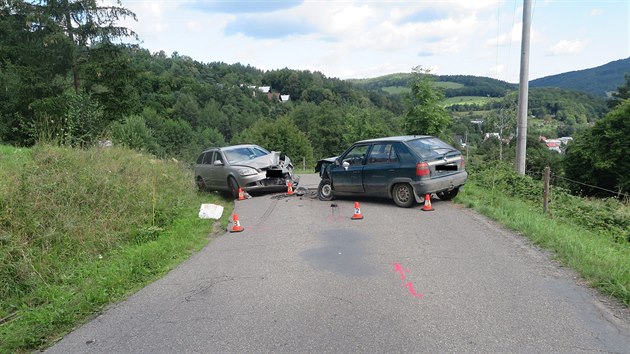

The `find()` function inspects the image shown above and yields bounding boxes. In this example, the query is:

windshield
[406,138,458,159]
[223,146,270,164]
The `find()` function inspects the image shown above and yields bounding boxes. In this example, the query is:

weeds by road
[0,145,231,352]
[457,163,630,306]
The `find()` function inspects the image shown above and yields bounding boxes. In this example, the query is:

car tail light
[460,156,465,169]
[416,162,429,176]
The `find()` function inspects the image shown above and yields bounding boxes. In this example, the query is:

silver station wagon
[194,144,298,198]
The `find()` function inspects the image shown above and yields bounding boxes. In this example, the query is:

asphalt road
[48,174,630,353]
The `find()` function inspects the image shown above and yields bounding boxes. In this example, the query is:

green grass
[380,82,464,95]
[434,81,464,89]
[0,144,232,352]
[442,96,500,107]
[381,86,411,95]
[456,165,630,306]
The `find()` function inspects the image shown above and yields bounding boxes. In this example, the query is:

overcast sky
[120,0,629,83]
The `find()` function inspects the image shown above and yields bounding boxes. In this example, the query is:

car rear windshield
[406,138,458,159]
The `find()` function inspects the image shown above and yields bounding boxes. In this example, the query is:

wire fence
[523,168,629,200]
[552,174,630,199]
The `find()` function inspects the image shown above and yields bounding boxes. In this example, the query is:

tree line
[1,0,628,197]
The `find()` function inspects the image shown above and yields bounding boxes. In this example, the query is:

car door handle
[388,169,395,173]
[353,171,361,174]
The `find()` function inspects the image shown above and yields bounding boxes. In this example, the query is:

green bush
[468,161,629,244]
[0,144,198,308]
[0,144,228,352]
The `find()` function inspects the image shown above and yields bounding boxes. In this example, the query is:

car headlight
[238,167,258,176]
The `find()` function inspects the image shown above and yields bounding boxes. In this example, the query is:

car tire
[392,183,415,208]
[196,177,207,192]
[228,176,240,199]
[437,188,459,201]
[318,179,334,201]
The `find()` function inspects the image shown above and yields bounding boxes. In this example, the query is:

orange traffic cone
[238,187,245,201]
[422,194,434,211]
[351,201,364,220]
[287,182,294,196]
[230,214,244,233]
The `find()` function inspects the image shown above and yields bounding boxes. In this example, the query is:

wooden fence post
[543,166,550,214]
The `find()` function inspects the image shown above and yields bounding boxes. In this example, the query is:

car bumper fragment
[411,171,468,195]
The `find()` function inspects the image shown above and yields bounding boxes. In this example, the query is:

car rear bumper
[411,171,468,195]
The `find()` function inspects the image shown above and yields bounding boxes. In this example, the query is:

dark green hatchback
[315,136,467,207]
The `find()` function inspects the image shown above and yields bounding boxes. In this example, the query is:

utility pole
[515,0,532,175]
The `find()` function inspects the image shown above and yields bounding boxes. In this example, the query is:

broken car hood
[315,156,338,173]
[234,151,293,172]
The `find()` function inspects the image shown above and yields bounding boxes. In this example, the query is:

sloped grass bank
[457,164,630,306]
[0,145,231,352]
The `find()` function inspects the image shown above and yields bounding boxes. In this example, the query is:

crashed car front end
[315,157,337,178]
[235,151,299,191]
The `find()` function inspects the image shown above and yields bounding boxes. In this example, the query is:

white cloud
[549,40,589,56]
[590,8,604,16]
[118,0,626,82]
[487,64,505,79]
[486,22,522,47]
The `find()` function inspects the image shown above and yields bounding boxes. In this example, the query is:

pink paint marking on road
[403,282,424,298]
[393,262,410,281]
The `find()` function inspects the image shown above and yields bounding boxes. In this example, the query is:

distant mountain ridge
[349,74,517,98]
[350,57,630,98]
[529,57,630,97]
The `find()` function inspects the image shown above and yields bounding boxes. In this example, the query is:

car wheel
[437,188,459,201]
[228,176,240,199]
[392,183,415,208]
[318,179,334,201]
[196,177,207,192]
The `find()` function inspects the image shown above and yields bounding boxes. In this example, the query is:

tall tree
[404,67,451,138]
[608,74,630,109]
[564,99,630,197]
[232,116,315,166]
[29,0,137,92]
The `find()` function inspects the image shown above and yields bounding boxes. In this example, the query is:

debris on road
[198,203,224,219]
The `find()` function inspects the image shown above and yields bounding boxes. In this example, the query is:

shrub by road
[457,162,630,307]
[0,145,230,352]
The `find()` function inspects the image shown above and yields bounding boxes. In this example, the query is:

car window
[395,143,415,162]
[342,145,369,166]
[223,146,270,163]
[367,143,398,164]
[224,147,257,163]
[214,152,224,165]
[252,147,270,157]
[202,151,215,165]
[406,138,456,159]
[196,153,205,164]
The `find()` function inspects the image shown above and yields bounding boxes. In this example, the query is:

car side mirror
[214,160,224,166]
[342,161,350,171]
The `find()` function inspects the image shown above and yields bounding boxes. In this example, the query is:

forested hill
[530,57,630,97]
[349,74,517,98]
[351,57,630,98]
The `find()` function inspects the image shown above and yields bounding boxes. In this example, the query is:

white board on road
[198,203,223,219]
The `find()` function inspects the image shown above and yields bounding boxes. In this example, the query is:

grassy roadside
[456,164,630,306]
[0,145,232,353]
